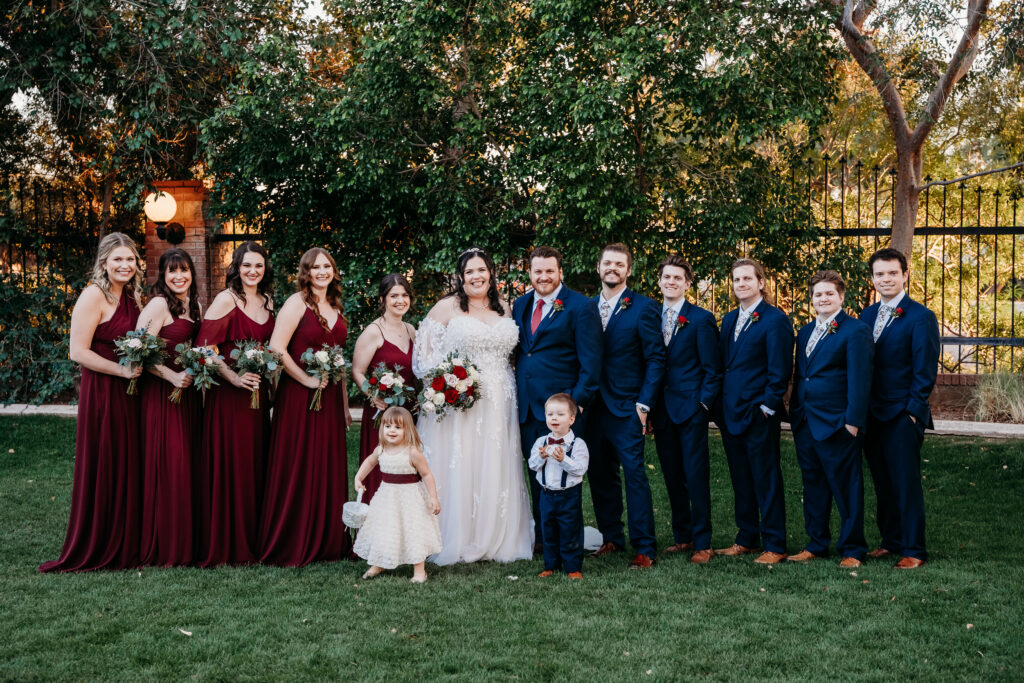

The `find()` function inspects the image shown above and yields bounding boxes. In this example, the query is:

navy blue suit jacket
[859,296,939,428]
[514,285,603,423]
[718,300,794,434]
[790,311,873,441]
[653,300,722,427]
[592,288,666,418]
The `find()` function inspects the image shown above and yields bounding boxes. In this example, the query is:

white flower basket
[342,489,369,529]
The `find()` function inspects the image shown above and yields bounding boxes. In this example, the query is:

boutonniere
[891,307,904,319]
[750,311,760,324]
[671,314,689,339]
[825,320,839,335]
[615,297,632,315]
[551,299,564,315]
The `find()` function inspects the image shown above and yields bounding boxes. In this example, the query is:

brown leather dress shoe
[868,547,894,559]
[664,542,695,554]
[715,544,759,556]
[753,551,787,564]
[893,557,926,570]
[786,550,824,563]
[568,571,583,580]
[628,553,655,569]
[690,549,714,564]
[589,542,624,558]
[839,557,863,568]
[537,569,556,578]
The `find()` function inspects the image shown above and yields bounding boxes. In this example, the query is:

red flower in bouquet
[369,376,378,385]
[445,388,459,404]
[453,365,468,380]
[431,376,446,391]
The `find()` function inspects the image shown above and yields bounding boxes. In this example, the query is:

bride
[413,248,533,564]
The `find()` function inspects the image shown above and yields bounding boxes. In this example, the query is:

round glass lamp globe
[143,192,177,223]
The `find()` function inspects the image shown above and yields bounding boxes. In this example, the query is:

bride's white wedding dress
[413,314,533,565]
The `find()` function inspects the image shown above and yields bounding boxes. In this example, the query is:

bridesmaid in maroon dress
[137,249,201,567]
[39,232,145,572]
[196,241,275,566]
[259,247,352,566]
[351,274,416,503]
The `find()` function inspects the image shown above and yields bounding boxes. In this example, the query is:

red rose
[444,388,459,404]
[678,315,688,325]
[369,376,378,385]
[896,307,904,315]
[453,365,468,380]
[198,357,206,365]
[466,385,474,396]
[431,376,446,391]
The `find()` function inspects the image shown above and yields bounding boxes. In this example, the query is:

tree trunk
[96,173,114,242]
[891,145,923,257]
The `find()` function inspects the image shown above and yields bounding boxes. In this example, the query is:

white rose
[422,401,436,413]
[451,357,463,365]
[245,348,259,359]
[456,380,469,393]
[333,354,345,367]
[423,387,435,400]
[393,376,404,386]
[469,368,480,381]
[379,374,395,388]
[444,373,458,387]
[314,350,330,364]
[191,347,202,354]
[432,392,445,406]
[127,338,143,349]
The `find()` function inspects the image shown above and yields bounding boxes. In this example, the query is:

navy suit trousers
[586,399,656,556]
[653,410,712,549]
[539,484,584,573]
[720,414,787,553]
[864,413,927,560]
[792,423,867,559]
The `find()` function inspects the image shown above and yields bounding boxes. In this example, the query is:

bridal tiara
[459,246,486,257]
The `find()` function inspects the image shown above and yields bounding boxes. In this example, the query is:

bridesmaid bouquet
[113,329,166,395]
[169,342,223,404]
[417,351,480,421]
[300,343,347,411]
[361,362,414,426]
[229,340,282,409]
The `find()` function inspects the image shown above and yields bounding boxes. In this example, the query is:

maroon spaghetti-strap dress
[39,293,141,573]
[357,331,415,503]
[259,307,350,567]
[196,306,274,567]
[139,313,200,567]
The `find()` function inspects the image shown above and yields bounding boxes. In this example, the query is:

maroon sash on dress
[380,472,422,484]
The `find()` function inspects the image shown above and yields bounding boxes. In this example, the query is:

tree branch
[910,0,991,148]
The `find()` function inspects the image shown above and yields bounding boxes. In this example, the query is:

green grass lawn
[1,416,1022,681]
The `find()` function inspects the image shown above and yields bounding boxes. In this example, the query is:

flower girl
[353,407,442,583]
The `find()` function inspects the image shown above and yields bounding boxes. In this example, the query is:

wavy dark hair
[225,241,274,312]
[298,247,344,332]
[150,248,200,319]
[452,248,503,314]
[377,273,413,316]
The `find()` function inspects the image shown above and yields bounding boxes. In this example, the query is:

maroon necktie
[530,298,545,334]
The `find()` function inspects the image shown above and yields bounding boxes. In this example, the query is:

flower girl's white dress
[353,446,442,568]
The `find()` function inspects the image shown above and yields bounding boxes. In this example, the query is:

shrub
[967,372,1024,423]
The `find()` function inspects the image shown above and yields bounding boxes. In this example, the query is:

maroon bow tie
[548,437,564,445]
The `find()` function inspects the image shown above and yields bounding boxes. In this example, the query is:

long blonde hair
[377,406,422,450]
[89,232,144,310]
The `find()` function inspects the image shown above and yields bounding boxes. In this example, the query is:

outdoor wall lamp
[143,192,185,245]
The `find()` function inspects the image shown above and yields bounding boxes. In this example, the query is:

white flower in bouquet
[432,392,446,406]
[456,380,469,393]
[444,372,459,387]
[314,349,330,364]
[422,400,436,413]
[245,348,260,359]
[332,354,345,367]
[452,357,463,365]
[469,367,480,381]
[393,375,404,386]
[423,387,436,400]
[127,338,143,349]
[379,374,396,388]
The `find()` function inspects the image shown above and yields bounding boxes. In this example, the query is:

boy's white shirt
[528,429,589,490]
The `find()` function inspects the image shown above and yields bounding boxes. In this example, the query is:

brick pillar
[144,181,219,311]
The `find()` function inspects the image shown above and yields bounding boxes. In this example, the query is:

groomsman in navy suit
[651,255,722,564]
[514,246,603,548]
[716,258,794,564]
[859,248,939,569]
[585,244,665,569]
[788,270,872,568]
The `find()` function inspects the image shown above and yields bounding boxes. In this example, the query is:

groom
[514,246,603,549]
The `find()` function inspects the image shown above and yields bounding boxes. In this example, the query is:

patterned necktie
[873,304,891,342]
[805,321,827,357]
[600,300,611,331]
[531,298,545,334]
[663,308,674,345]
[734,310,749,341]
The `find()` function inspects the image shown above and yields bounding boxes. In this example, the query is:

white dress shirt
[734,296,763,341]
[805,310,842,357]
[528,430,589,491]
[532,284,565,325]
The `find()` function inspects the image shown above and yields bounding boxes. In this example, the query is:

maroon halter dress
[39,292,141,573]
[196,305,275,566]
[259,307,350,567]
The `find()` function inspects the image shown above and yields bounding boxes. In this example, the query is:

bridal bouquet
[229,340,282,409]
[169,342,223,403]
[300,343,347,411]
[361,362,414,426]
[417,351,480,421]
[113,329,166,395]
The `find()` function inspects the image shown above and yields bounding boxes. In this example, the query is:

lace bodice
[413,315,518,400]
[378,446,417,475]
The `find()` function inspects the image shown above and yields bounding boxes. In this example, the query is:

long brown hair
[89,232,144,310]
[730,257,775,305]
[150,248,200,319]
[298,247,344,332]
[225,241,274,312]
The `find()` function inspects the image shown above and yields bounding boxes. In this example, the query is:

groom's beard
[533,279,561,296]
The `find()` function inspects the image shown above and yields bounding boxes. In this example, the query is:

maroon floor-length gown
[39,293,141,573]
[196,306,274,567]
[259,307,350,567]
[139,313,200,567]
[357,327,415,503]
